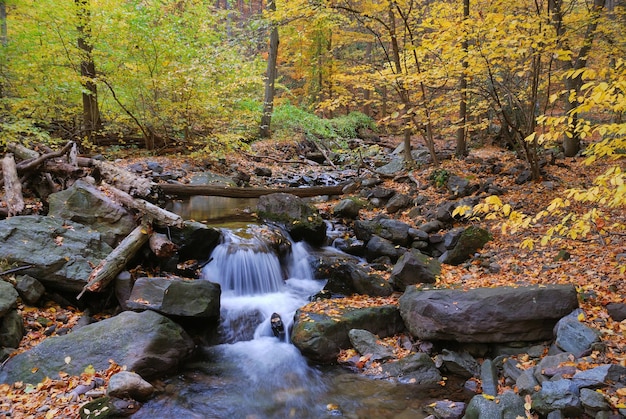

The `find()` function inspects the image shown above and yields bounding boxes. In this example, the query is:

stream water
[132,197,452,419]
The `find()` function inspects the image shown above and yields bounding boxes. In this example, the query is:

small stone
[106,371,154,401]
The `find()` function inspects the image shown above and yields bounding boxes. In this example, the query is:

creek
[133,197,449,419]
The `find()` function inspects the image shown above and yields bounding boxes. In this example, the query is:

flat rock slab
[0,215,113,292]
[0,310,194,384]
[399,284,578,342]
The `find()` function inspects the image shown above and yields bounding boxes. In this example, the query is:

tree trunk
[456,0,469,158]
[0,1,7,47]
[403,129,412,163]
[75,0,102,139]
[259,0,279,138]
[551,0,606,156]
[0,0,7,99]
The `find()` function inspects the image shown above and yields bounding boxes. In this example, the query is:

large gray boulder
[257,193,326,246]
[0,310,194,384]
[333,198,364,219]
[291,304,405,364]
[379,352,442,386]
[399,284,579,342]
[48,180,137,247]
[366,235,406,263]
[0,309,24,349]
[348,329,395,362]
[0,216,113,292]
[127,277,221,319]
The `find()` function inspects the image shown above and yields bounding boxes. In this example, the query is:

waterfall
[200,226,323,344]
[201,229,286,296]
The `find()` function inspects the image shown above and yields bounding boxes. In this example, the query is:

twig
[15,141,75,172]
[0,265,32,276]
[308,137,337,169]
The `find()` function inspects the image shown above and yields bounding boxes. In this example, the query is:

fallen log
[158,183,346,198]
[7,142,40,160]
[43,161,86,177]
[77,223,150,299]
[92,159,156,199]
[2,154,25,216]
[149,232,178,258]
[101,182,184,228]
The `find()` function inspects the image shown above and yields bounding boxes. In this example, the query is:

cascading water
[200,227,320,344]
[132,222,435,419]
[202,229,286,296]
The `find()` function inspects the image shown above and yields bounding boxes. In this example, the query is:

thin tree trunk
[0,0,7,99]
[456,0,470,158]
[0,1,7,47]
[259,0,279,138]
[550,0,606,156]
[403,129,412,162]
[75,0,102,139]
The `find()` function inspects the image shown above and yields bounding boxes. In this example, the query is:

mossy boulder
[439,226,492,265]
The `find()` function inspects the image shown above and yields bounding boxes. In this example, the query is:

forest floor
[1,136,625,417]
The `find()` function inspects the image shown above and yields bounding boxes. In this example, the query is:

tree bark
[0,0,7,47]
[75,0,102,138]
[551,0,606,157]
[158,183,345,198]
[2,154,25,216]
[456,0,470,158]
[259,0,279,138]
[77,223,149,298]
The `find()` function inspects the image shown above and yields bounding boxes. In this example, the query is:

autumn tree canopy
[0,0,623,229]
